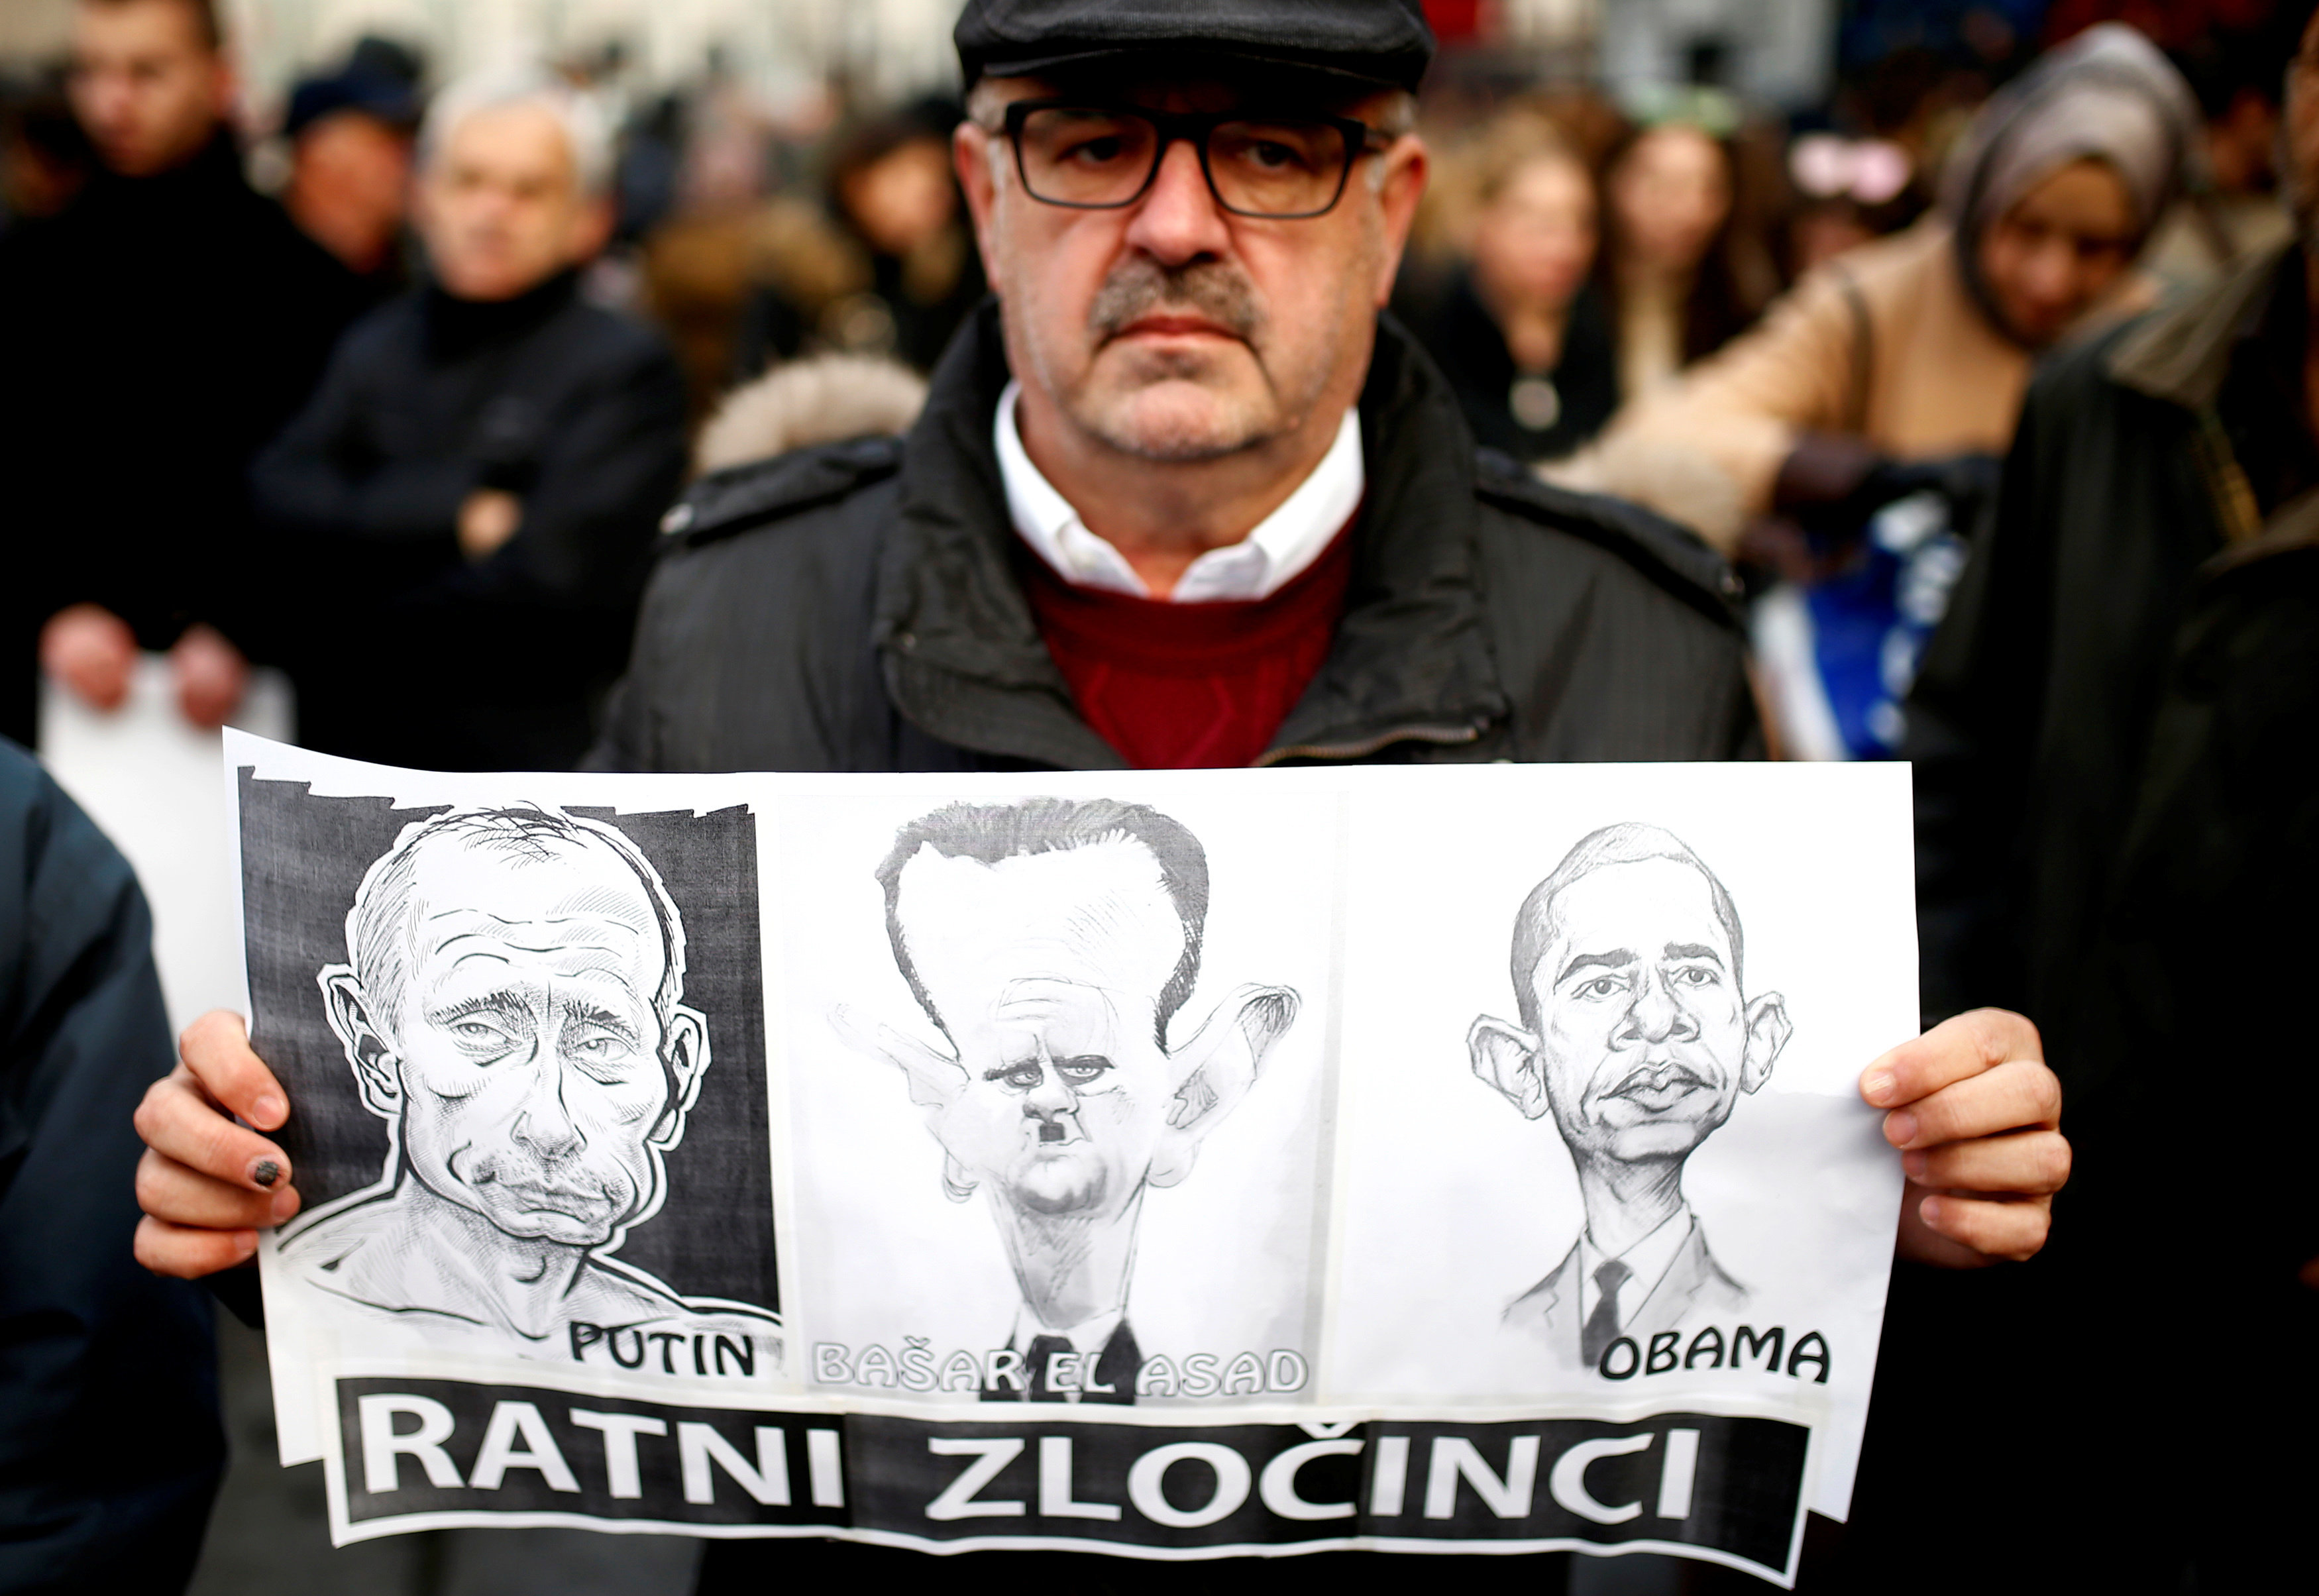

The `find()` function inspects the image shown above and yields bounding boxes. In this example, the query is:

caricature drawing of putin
[843,798,1297,1403]
[1468,824,1791,1372]
[280,806,775,1352]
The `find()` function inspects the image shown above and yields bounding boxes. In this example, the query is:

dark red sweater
[1016,524,1356,769]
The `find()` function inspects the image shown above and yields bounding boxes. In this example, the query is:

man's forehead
[985,65,1386,118]
[403,836,660,948]
[75,0,209,54]
[1537,858,1731,968]
[897,840,1182,983]
[443,101,574,176]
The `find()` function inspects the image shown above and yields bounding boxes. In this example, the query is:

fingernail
[1919,1194,1943,1228]
[1886,1108,1919,1146]
[253,1094,286,1127]
[235,1230,258,1257]
[1901,1150,1927,1181]
[250,1158,281,1189]
[1862,1069,1896,1104]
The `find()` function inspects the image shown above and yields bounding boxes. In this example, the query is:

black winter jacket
[0,133,366,743]
[596,304,1757,774]
[1893,242,2318,1587]
[253,272,688,771]
[0,741,221,1595]
[1910,242,2318,1273]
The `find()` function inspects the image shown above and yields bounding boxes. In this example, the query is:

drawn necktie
[1581,1257,1631,1370]
[1024,1333,1073,1401]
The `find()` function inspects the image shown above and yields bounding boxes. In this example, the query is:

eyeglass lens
[1016,108,1352,216]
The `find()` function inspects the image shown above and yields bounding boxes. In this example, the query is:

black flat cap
[955,0,1436,94]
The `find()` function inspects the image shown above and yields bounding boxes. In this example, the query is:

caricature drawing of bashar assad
[842,798,1297,1404]
[1468,824,1791,1373]
[280,806,777,1355]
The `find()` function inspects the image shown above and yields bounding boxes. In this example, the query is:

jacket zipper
[1253,721,1485,767]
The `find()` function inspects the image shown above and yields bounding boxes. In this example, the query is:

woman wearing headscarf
[1554,25,2199,758]
[1564,23,2202,554]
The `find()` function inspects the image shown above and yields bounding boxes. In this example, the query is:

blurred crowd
[1,0,2314,1592]
[1,0,2301,771]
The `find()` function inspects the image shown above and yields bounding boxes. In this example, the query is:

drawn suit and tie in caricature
[1469,824,1792,1373]
[278,806,777,1359]
[840,798,1299,1403]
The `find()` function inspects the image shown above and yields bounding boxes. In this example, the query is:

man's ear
[953,121,1002,293]
[830,1003,969,1112]
[1740,992,1792,1094]
[647,1005,712,1149]
[318,965,402,1120]
[1372,135,1430,307]
[1468,1014,1549,1119]
[1148,984,1299,1188]
[830,1004,980,1200]
[572,193,616,264]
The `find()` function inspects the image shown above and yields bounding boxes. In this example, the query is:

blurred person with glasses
[136,7,2078,1589]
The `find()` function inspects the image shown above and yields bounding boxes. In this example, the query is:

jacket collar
[875,300,1506,768]
[2107,237,2296,409]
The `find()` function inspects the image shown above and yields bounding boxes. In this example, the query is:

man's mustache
[1089,257,1264,344]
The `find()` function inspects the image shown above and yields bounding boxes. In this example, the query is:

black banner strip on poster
[338,1378,1807,1577]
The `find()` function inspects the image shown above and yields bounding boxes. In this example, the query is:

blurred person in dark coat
[0,0,368,749]
[1401,109,1617,462]
[1875,10,2319,1589]
[278,56,420,309]
[731,97,988,378]
[251,68,688,772]
[0,739,225,1595]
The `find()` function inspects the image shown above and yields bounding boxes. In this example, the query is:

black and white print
[1323,765,1914,1523]
[1467,824,1792,1371]
[784,784,1334,1409]
[241,771,778,1379]
[227,744,1915,1573]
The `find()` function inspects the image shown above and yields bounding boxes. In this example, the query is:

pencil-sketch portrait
[1468,824,1792,1372]
[840,798,1298,1403]
[278,805,777,1350]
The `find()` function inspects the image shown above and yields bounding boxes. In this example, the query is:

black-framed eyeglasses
[999,98,1391,220]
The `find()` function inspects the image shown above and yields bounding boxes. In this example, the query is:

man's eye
[1001,1064,1044,1091]
[453,1020,511,1046]
[1576,975,1627,999]
[1672,966,1718,986]
[1055,1056,1113,1085]
[1062,135,1129,168]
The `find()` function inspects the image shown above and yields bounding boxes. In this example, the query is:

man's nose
[1020,1060,1079,1118]
[1120,138,1233,268]
[1619,975,1696,1047]
[512,1075,585,1161]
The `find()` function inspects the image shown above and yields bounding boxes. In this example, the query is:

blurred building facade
[3,0,1841,121]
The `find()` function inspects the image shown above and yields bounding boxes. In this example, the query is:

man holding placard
[132,0,2070,1585]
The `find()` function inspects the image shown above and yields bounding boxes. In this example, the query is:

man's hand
[133,1010,301,1278]
[1862,1008,2069,1267]
[457,488,523,560]
[168,623,249,729]
[38,602,138,712]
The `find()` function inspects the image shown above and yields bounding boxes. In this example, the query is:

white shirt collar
[993,380,1363,604]
[1011,1303,1125,1359]
[1577,1207,1696,1331]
